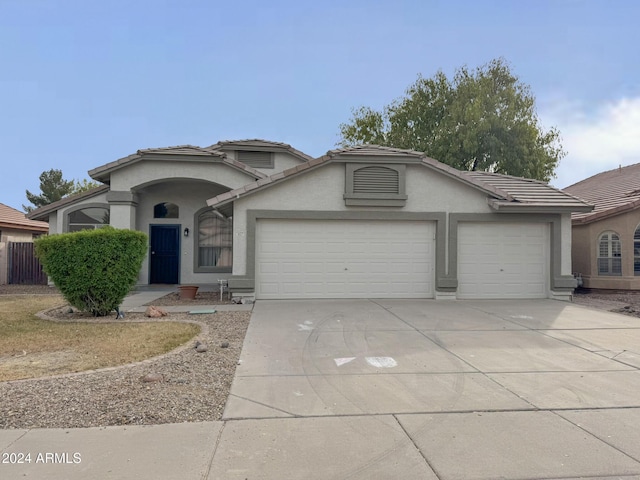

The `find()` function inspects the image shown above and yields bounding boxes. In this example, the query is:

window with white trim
[598,231,622,276]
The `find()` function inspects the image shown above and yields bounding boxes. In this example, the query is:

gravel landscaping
[0,286,250,429]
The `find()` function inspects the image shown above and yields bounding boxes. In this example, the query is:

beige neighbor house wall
[574,210,640,289]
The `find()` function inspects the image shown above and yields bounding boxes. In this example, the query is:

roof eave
[423,160,510,200]
[89,151,264,182]
[0,221,48,232]
[489,200,594,213]
[27,185,110,221]
[572,201,640,225]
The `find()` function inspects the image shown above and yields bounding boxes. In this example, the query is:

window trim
[597,231,622,276]
[344,163,407,206]
[153,202,179,219]
[63,203,110,232]
[193,206,233,274]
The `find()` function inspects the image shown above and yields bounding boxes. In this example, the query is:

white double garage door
[255,219,549,300]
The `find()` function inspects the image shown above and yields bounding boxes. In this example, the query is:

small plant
[35,227,148,316]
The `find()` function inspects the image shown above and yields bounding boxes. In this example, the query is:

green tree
[23,169,75,213]
[70,178,101,195]
[339,58,564,182]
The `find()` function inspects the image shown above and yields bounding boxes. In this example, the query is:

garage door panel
[256,220,434,299]
[458,223,548,299]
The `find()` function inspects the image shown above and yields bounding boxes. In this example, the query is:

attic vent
[344,163,407,207]
[237,150,274,169]
[353,166,399,194]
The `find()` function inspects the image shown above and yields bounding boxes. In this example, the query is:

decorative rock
[195,343,208,353]
[220,342,229,348]
[141,373,164,383]
[145,306,168,318]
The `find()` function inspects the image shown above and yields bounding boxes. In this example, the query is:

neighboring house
[564,163,640,290]
[0,203,49,284]
[29,140,592,300]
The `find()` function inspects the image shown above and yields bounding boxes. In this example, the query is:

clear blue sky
[2,0,639,211]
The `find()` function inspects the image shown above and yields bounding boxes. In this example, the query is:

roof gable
[207,145,592,213]
[207,139,314,163]
[564,162,640,223]
[88,144,268,183]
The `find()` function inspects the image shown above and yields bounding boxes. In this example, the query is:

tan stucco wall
[231,163,495,276]
[573,210,640,289]
[0,228,39,242]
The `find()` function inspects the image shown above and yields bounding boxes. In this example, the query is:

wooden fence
[8,242,48,285]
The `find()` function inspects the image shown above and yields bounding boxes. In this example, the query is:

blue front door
[150,225,180,284]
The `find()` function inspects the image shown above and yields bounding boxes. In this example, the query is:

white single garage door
[256,219,435,299]
[457,222,549,299]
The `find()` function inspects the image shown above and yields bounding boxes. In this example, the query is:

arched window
[634,226,640,276]
[68,207,110,232]
[598,232,622,276]
[153,202,179,218]
[197,210,232,270]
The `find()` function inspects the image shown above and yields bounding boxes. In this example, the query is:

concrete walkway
[2,299,640,479]
[119,287,253,313]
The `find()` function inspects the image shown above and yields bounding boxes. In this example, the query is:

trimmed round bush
[35,227,148,316]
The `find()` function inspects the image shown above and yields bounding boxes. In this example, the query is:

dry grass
[0,295,200,381]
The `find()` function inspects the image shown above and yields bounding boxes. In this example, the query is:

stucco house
[29,139,592,300]
[564,163,640,290]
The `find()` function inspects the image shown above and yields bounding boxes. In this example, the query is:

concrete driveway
[215,299,640,479]
[3,299,640,479]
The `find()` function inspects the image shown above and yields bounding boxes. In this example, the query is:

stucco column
[106,191,138,230]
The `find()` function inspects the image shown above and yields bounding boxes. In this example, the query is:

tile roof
[207,139,315,162]
[0,203,49,232]
[563,163,640,224]
[88,145,267,182]
[464,172,593,211]
[207,145,592,213]
[326,144,426,158]
[27,185,110,221]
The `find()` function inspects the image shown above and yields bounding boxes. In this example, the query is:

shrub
[35,227,148,316]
